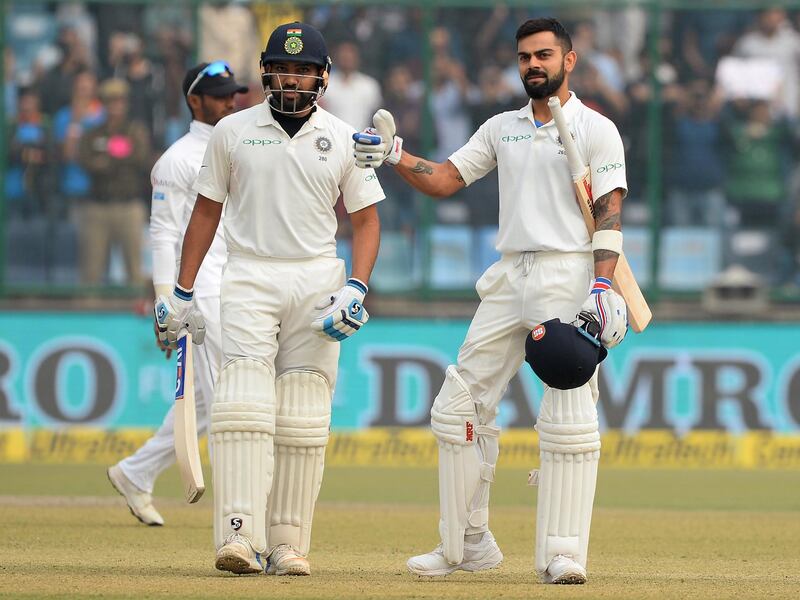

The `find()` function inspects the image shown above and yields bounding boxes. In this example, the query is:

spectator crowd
[6,2,800,292]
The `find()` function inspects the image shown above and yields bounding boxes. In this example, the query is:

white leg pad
[266,370,331,556]
[534,383,600,575]
[431,366,499,565]
[211,358,276,553]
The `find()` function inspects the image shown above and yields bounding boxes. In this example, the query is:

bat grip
[548,96,586,179]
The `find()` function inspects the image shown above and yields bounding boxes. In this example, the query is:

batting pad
[266,370,332,556]
[534,383,601,574]
[211,358,276,553]
[431,366,499,565]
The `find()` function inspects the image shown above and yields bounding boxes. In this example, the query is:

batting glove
[579,277,628,348]
[154,285,206,348]
[353,109,403,169]
[311,278,370,342]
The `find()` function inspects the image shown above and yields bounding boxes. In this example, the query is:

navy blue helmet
[525,313,608,390]
[260,22,332,114]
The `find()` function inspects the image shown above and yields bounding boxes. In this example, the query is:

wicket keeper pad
[534,383,600,574]
[267,370,332,555]
[431,366,500,565]
[211,358,276,553]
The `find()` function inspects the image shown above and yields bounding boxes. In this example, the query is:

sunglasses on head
[186,61,233,97]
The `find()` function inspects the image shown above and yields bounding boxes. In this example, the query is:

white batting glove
[154,285,206,348]
[311,278,370,342]
[579,277,628,348]
[352,109,403,169]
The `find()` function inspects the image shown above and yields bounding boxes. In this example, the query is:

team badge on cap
[285,36,303,55]
[532,324,546,341]
[314,136,332,153]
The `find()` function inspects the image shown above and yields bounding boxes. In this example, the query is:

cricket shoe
[265,544,311,576]
[215,533,264,575]
[107,464,164,526]
[541,555,587,584]
[407,531,503,576]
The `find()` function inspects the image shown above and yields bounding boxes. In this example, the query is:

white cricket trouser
[456,251,593,415]
[119,295,221,494]
[219,253,344,384]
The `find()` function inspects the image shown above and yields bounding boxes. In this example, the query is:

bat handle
[548,96,586,179]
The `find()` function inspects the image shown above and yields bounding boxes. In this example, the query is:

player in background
[353,18,628,584]
[107,62,248,526]
[154,22,383,576]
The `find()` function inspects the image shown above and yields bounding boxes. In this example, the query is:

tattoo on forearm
[593,191,622,231]
[456,173,465,184]
[410,161,434,176]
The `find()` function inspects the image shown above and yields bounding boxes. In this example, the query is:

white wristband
[592,230,623,255]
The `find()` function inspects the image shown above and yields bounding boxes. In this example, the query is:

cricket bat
[174,332,205,503]
[548,96,652,333]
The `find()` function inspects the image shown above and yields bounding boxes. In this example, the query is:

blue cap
[261,22,330,70]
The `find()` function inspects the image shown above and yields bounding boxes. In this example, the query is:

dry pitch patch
[0,503,798,599]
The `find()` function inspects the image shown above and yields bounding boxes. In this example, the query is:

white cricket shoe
[542,554,587,584]
[265,544,311,576]
[407,531,503,576]
[215,533,264,575]
[107,465,164,526]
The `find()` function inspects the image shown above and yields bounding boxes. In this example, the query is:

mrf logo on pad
[531,324,546,341]
[466,422,474,442]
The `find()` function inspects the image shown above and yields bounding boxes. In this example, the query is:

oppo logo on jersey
[242,138,283,146]
[501,134,532,143]
[596,162,623,173]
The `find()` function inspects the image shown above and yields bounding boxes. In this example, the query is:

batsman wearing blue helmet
[154,22,384,576]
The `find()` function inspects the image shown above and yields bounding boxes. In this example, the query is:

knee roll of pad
[534,383,600,574]
[211,358,276,553]
[267,370,332,555]
[431,366,499,565]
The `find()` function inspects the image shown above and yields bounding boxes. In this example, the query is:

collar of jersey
[255,99,324,130]
[189,120,214,141]
[517,90,581,126]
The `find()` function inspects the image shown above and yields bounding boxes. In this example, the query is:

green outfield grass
[1,465,799,599]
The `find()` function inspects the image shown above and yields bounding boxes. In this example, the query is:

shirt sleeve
[447,116,498,186]
[193,122,230,203]
[340,132,385,213]
[149,155,184,287]
[586,115,628,200]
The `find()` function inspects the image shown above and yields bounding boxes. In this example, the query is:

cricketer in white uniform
[154,22,383,576]
[108,62,248,525]
[354,18,629,584]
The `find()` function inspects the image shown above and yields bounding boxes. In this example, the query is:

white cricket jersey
[449,92,627,253]
[194,101,384,259]
[150,121,226,298]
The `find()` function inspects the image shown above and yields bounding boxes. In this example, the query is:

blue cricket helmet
[525,314,608,390]
[260,22,331,71]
